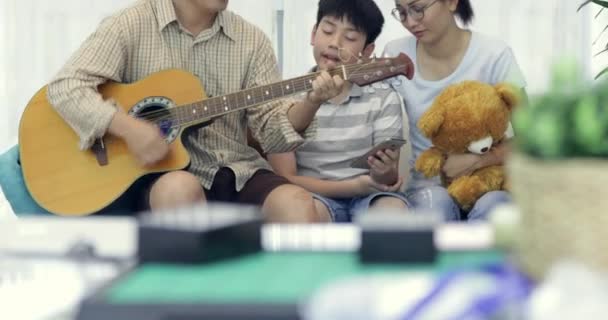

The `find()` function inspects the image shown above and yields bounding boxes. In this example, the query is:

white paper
[0,257,123,320]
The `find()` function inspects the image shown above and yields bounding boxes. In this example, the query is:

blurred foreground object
[510,57,608,279]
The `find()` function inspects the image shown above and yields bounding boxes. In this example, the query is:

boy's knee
[263,185,330,223]
[313,199,332,221]
[370,196,408,211]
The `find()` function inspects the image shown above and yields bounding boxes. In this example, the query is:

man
[268,0,410,222]
[47,0,344,222]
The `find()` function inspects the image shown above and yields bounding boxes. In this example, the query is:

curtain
[0,0,130,153]
[0,0,278,153]
[470,0,591,91]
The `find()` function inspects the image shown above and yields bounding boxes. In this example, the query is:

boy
[268,0,409,222]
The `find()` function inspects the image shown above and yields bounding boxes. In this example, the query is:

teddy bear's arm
[447,165,506,210]
[472,165,506,191]
[415,147,445,178]
[448,176,488,211]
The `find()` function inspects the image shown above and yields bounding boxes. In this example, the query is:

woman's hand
[442,153,481,181]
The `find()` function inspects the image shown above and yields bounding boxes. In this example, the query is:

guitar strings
[133,47,408,123]
[160,67,411,132]
[132,64,352,121]
[134,62,407,123]
[140,65,409,127]
[134,64,371,122]
[136,65,409,126]
[141,70,410,132]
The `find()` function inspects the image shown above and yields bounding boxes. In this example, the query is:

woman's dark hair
[455,0,474,25]
[316,0,385,45]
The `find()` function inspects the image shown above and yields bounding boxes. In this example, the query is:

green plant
[579,0,608,79]
[513,59,608,158]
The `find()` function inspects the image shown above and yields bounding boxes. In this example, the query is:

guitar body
[19,70,205,216]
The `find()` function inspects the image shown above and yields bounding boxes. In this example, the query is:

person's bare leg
[370,196,409,212]
[262,184,331,223]
[148,171,206,210]
[314,199,331,222]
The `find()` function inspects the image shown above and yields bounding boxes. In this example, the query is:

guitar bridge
[91,138,108,166]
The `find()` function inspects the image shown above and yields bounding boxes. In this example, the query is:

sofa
[0,100,411,216]
[0,145,50,215]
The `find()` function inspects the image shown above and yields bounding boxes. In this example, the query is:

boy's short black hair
[455,0,474,25]
[316,0,385,45]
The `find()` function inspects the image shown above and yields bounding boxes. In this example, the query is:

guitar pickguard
[129,96,180,143]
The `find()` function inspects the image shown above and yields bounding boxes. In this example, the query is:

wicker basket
[508,152,608,280]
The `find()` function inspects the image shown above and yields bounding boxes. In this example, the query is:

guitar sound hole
[134,103,179,143]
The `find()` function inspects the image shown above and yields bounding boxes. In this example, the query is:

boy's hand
[306,70,345,105]
[368,149,399,185]
[354,175,402,196]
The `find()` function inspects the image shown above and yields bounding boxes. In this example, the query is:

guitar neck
[172,68,346,128]
[150,53,415,128]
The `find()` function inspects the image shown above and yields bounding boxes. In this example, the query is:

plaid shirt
[47,0,315,190]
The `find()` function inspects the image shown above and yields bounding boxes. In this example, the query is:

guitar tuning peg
[357,52,363,64]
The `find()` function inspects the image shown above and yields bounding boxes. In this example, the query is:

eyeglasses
[391,0,440,23]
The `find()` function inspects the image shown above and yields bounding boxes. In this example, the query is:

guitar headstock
[344,53,415,86]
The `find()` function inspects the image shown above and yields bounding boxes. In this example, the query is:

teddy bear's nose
[481,147,489,153]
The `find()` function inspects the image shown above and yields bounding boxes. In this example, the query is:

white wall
[0,0,132,153]
[0,0,599,153]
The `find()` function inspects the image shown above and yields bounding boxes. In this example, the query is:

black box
[356,210,440,264]
[137,204,263,264]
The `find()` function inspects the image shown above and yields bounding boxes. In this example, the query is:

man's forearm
[48,82,117,150]
[285,175,360,198]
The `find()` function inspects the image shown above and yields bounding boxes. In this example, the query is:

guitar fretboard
[141,54,413,128]
[170,70,333,127]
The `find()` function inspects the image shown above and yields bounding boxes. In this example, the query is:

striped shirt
[47,0,315,191]
[295,83,403,180]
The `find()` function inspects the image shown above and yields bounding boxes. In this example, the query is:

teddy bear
[415,80,520,211]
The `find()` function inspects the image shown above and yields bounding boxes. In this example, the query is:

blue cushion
[0,145,143,216]
[0,145,51,215]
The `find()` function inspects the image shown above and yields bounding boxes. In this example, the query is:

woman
[383,0,526,221]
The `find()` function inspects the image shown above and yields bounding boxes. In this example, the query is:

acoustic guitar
[18,54,414,216]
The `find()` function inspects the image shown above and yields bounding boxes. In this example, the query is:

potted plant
[579,0,608,79]
[508,52,608,279]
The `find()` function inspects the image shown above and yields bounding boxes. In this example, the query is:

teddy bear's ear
[495,83,521,111]
[417,104,445,138]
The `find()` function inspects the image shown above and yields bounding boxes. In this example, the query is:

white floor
[0,186,16,220]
